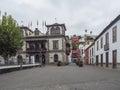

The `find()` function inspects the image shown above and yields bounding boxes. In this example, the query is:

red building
[71,35,80,62]
[84,48,89,64]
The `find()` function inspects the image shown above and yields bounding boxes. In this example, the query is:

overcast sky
[0,0,120,35]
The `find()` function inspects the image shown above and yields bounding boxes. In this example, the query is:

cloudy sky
[0,0,120,35]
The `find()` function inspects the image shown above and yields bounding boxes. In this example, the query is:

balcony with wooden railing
[26,48,47,53]
[104,43,109,51]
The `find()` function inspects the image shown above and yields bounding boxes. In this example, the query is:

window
[92,48,93,56]
[53,40,58,49]
[101,37,103,48]
[29,44,34,49]
[97,41,99,50]
[105,32,109,44]
[51,27,54,35]
[55,26,60,34]
[90,49,91,57]
[112,26,117,43]
[51,26,60,35]
[34,28,39,35]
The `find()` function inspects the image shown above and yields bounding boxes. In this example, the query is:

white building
[88,43,95,65]
[94,15,120,68]
[79,34,97,63]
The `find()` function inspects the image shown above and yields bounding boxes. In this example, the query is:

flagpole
[37,20,39,28]
[42,21,44,34]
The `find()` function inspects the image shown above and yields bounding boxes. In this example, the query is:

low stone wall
[0,64,40,74]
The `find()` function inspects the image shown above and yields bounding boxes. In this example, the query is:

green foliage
[72,43,78,50]
[0,12,23,64]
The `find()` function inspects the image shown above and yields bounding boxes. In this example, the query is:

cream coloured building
[23,23,70,64]
[46,23,67,63]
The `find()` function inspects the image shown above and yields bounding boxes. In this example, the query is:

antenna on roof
[55,18,57,23]
[37,20,39,28]
[21,21,24,26]
[90,31,92,34]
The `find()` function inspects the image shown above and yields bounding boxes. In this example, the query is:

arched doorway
[54,54,58,62]
[42,55,46,65]
[35,55,39,63]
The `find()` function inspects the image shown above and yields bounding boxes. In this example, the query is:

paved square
[0,64,120,90]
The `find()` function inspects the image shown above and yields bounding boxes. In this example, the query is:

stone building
[23,23,70,64]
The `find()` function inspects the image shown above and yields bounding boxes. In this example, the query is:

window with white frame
[105,32,109,44]
[101,37,103,48]
[53,40,58,49]
[112,26,117,43]
[97,41,99,50]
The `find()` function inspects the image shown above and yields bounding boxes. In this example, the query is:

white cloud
[0,0,120,35]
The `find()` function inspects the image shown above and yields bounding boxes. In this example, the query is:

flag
[42,21,44,26]
[45,21,46,26]
[85,29,87,33]
[37,20,39,26]
[0,11,1,17]
[30,21,32,27]
[28,23,30,28]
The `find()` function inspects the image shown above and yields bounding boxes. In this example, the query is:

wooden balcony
[26,48,47,53]
[104,44,109,51]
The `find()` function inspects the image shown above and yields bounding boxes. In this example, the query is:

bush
[76,60,83,67]
[57,61,62,66]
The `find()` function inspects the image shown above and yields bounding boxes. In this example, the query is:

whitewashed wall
[95,20,120,64]
[89,44,95,64]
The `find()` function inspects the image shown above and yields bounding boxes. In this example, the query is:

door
[42,55,46,65]
[35,55,40,63]
[113,50,117,68]
[96,55,99,66]
[106,52,109,67]
[101,54,103,67]
[54,54,58,62]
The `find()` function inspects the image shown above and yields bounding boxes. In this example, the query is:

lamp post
[18,44,23,70]
[39,50,42,67]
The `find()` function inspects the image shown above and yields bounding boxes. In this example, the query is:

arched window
[51,27,54,35]
[51,26,60,35]
[55,26,60,34]
[54,54,58,62]
[35,55,39,63]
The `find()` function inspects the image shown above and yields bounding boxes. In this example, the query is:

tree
[0,12,23,64]
[72,43,78,50]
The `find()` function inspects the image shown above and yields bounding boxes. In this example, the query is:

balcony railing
[104,43,109,51]
[26,48,47,52]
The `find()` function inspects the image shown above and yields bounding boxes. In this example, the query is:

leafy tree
[0,12,23,64]
[72,43,78,50]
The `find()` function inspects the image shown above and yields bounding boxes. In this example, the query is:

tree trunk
[4,57,9,65]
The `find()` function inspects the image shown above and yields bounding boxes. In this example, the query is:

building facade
[71,35,80,62]
[23,23,69,64]
[46,23,68,64]
[94,15,120,68]
[79,34,96,64]
[84,43,95,65]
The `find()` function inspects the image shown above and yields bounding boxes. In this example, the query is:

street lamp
[17,44,23,70]
[39,50,42,67]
